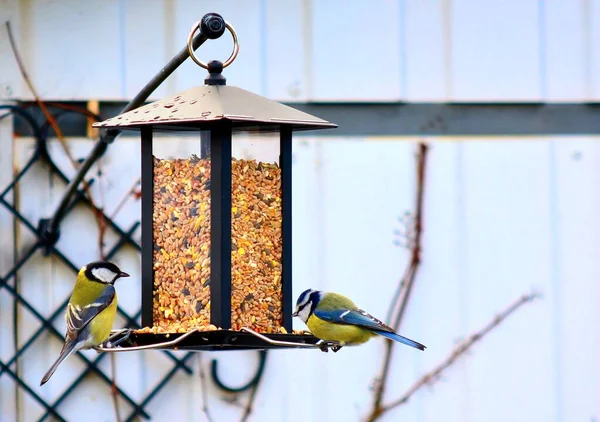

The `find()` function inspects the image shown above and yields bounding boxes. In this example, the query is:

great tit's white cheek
[91,268,118,284]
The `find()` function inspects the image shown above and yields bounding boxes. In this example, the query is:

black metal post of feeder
[94,19,337,351]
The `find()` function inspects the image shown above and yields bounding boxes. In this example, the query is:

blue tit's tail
[375,330,426,350]
[40,339,80,386]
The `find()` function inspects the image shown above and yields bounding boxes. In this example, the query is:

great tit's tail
[40,340,79,386]
[376,330,426,351]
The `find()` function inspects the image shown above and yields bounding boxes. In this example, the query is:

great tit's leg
[331,344,343,353]
[103,328,134,348]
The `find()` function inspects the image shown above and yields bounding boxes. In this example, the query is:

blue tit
[293,289,425,351]
[40,261,129,386]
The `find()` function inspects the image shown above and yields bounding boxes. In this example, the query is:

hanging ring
[187,20,239,70]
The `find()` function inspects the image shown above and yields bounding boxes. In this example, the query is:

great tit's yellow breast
[306,314,374,344]
[88,297,118,344]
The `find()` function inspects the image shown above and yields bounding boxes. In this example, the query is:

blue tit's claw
[316,340,343,353]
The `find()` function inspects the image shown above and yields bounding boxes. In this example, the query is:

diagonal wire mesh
[0,105,196,421]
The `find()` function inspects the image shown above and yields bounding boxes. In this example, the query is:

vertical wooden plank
[286,137,322,421]
[404,0,449,101]
[123,0,170,100]
[264,0,307,101]
[543,0,587,101]
[172,0,263,94]
[0,110,17,422]
[12,137,63,420]
[460,139,556,421]
[553,137,600,420]
[312,139,417,419]
[17,0,123,100]
[309,1,402,101]
[590,0,600,99]
[394,140,468,421]
[450,0,542,101]
[0,0,22,99]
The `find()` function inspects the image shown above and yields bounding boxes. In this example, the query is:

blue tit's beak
[119,271,130,278]
[292,311,298,317]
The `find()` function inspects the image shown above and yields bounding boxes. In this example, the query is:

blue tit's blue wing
[66,285,115,334]
[314,308,426,350]
[314,308,394,332]
[370,330,426,350]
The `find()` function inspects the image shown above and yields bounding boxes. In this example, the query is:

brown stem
[109,354,121,422]
[239,361,266,422]
[6,21,105,255]
[5,21,77,167]
[109,178,141,220]
[369,143,429,419]
[198,354,213,422]
[378,291,541,415]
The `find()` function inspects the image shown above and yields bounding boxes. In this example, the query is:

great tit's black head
[292,289,322,323]
[84,261,130,285]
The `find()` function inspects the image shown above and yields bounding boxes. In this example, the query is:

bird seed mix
[141,155,284,334]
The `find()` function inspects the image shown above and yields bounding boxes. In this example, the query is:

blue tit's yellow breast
[88,296,118,344]
[306,314,374,344]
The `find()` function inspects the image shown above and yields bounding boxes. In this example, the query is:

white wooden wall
[0,0,599,102]
[1,1,600,421]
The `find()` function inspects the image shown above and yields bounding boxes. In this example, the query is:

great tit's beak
[292,311,298,317]
[119,271,130,278]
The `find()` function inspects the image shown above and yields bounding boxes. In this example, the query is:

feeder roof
[93,85,337,132]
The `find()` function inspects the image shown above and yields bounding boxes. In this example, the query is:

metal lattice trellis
[0,104,196,422]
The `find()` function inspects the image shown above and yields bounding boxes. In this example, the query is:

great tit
[40,261,129,386]
[293,289,425,351]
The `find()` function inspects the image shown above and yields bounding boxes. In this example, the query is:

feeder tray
[98,328,329,352]
[110,329,320,352]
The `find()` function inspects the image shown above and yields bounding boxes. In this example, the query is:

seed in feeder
[150,155,283,334]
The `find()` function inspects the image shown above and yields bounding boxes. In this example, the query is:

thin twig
[198,354,214,422]
[109,354,121,422]
[94,158,106,259]
[369,143,429,419]
[239,375,263,422]
[109,178,141,220]
[5,21,77,166]
[6,21,106,258]
[379,291,542,415]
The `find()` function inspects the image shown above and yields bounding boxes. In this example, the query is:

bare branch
[239,355,267,422]
[369,143,429,420]
[198,354,214,422]
[6,21,106,257]
[5,21,77,166]
[109,354,122,422]
[380,291,542,414]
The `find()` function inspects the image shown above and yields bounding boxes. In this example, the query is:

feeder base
[106,329,321,351]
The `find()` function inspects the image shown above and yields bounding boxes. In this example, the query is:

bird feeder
[93,20,336,351]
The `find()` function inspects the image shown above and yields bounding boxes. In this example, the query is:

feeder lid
[93,85,337,132]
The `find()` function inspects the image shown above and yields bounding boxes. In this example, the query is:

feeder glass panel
[230,131,283,333]
[152,130,212,333]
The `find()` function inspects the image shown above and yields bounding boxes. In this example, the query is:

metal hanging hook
[186,19,239,70]
[210,350,268,393]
